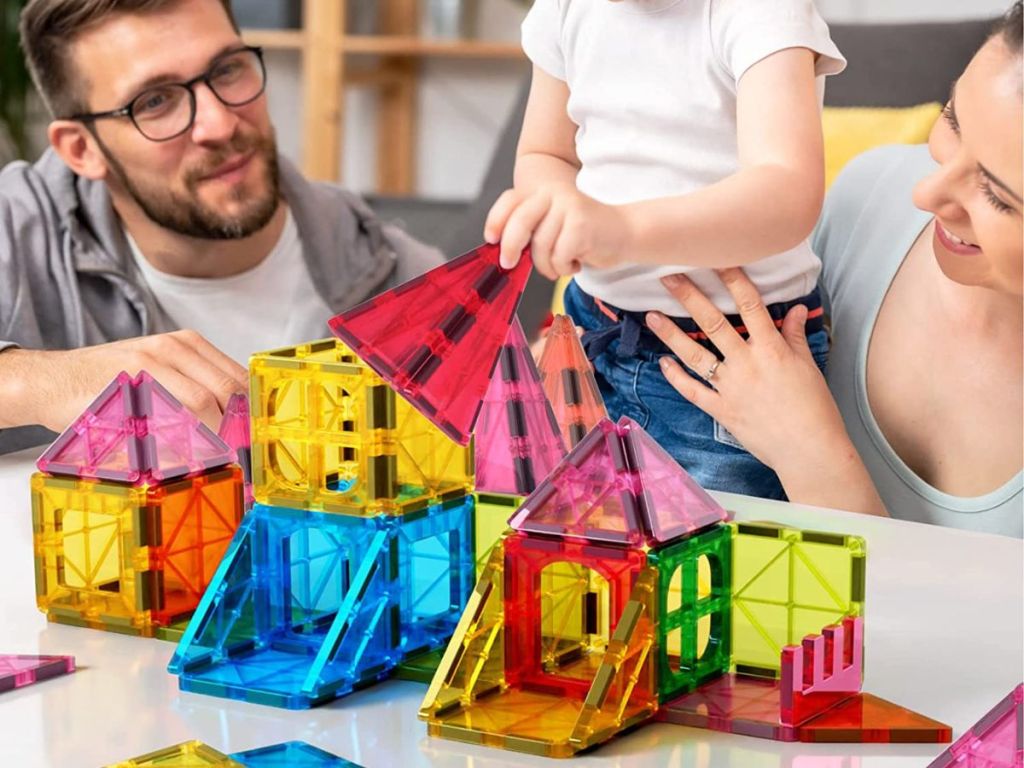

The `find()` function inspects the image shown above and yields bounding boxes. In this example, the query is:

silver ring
[704,359,721,381]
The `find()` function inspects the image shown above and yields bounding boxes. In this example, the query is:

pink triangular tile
[37,373,142,482]
[138,374,233,482]
[37,371,234,485]
[217,393,251,456]
[0,654,75,692]
[508,416,727,547]
[475,319,566,495]
[217,393,253,507]
[509,419,642,545]
[928,683,1022,767]
[620,417,729,543]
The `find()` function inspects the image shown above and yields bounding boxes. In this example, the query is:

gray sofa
[367,18,994,334]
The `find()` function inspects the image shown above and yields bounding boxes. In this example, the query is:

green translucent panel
[649,523,732,702]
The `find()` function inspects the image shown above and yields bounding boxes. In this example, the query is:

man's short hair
[20,0,238,119]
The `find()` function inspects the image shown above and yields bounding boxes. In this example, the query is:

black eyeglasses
[67,46,267,142]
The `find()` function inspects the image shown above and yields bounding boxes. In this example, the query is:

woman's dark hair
[993,1,1023,54]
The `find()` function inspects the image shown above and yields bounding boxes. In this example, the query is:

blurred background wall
[270,0,1009,200]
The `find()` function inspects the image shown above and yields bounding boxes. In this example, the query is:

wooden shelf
[241,29,304,50]
[253,0,528,193]
[342,35,523,59]
[242,30,523,59]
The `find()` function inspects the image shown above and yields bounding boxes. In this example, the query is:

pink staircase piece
[328,242,532,445]
[781,617,864,726]
[928,684,1023,768]
[617,417,731,543]
[37,371,234,485]
[0,654,75,693]
[474,319,566,495]
[508,416,728,547]
[660,615,951,745]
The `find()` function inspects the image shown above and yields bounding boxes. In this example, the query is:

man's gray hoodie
[0,149,445,453]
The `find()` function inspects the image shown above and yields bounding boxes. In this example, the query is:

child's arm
[485,65,626,276]
[511,65,580,195]
[622,47,825,266]
[488,47,825,276]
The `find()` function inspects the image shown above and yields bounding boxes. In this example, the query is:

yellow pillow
[549,102,943,315]
[822,102,942,188]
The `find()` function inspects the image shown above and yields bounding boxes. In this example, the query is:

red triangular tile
[474,319,566,495]
[537,315,607,448]
[927,684,1022,767]
[620,418,729,542]
[37,371,234,485]
[797,692,952,743]
[328,243,531,445]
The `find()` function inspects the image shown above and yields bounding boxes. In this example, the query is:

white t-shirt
[522,0,846,315]
[128,209,334,365]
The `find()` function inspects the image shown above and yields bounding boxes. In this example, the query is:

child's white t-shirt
[127,209,334,365]
[522,0,846,315]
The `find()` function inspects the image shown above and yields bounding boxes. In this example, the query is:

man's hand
[0,330,248,434]
[484,186,632,279]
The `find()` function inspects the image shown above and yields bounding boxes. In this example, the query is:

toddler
[485,0,845,498]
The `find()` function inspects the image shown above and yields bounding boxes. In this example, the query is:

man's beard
[100,127,281,240]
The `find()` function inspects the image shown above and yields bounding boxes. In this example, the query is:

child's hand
[484,186,631,279]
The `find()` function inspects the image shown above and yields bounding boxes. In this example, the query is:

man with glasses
[0,0,444,453]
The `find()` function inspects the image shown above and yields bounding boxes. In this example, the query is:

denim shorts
[563,280,829,501]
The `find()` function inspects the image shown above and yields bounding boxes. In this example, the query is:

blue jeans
[563,280,829,501]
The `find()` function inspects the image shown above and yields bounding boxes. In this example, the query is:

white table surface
[0,447,1020,768]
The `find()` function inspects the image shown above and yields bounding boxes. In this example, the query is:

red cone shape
[328,243,531,445]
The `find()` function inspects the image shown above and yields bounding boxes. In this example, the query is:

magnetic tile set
[16,244,1022,765]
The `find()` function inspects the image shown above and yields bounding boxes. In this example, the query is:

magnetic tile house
[32,371,244,637]
[421,416,951,757]
[420,416,731,757]
[169,244,528,709]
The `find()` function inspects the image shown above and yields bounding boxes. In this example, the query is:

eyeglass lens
[130,49,265,140]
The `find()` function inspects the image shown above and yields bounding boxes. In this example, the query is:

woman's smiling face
[911,33,1023,295]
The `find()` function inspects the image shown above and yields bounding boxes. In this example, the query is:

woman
[645,3,1023,536]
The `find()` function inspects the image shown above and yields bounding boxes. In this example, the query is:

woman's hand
[646,268,887,516]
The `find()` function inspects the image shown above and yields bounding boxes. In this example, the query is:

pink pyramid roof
[474,319,567,495]
[509,416,729,547]
[37,371,234,485]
